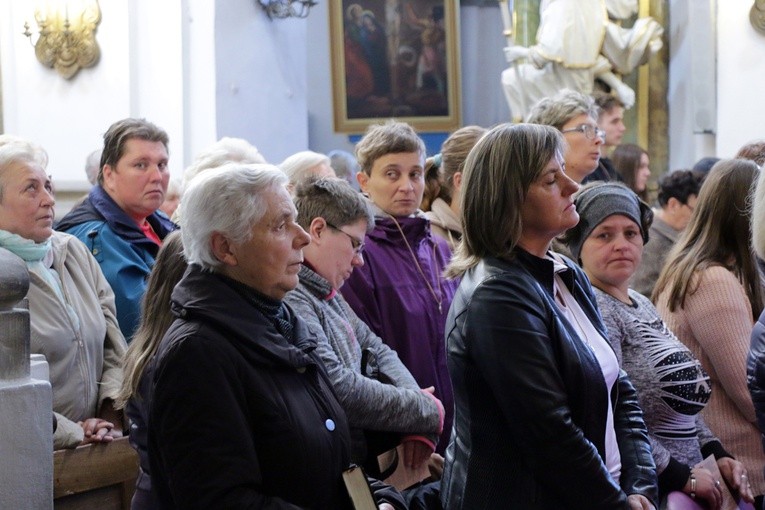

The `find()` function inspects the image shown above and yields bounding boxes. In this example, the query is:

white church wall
[0,1,200,186]
[0,0,308,197]
[716,0,765,158]
[185,0,218,167]
[0,1,135,187]
[670,0,765,170]
[214,0,309,164]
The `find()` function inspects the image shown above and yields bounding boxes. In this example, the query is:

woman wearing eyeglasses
[527,88,605,184]
[286,177,444,478]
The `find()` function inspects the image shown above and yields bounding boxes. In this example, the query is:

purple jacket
[341,213,458,452]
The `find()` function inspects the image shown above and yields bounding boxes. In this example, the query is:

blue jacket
[56,186,177,340]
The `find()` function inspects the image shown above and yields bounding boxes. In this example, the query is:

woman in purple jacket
[342,120,458,456]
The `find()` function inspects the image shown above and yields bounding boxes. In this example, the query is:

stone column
[0,248,53,510]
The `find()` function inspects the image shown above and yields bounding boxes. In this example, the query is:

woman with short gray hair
[287,177,444,478]
[147,164,405,509]
[527,88,605,183]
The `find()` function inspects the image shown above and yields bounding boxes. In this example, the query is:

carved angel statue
[501,0,663,120]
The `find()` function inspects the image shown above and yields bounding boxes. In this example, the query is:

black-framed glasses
[561,124,606,141]
[326,222,365,255]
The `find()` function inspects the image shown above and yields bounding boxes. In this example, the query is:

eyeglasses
[326,222,365,255]
[561,124,606,141]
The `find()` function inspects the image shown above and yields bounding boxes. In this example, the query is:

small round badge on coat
[325,419,335,431]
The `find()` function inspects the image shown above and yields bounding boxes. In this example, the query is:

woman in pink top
[654,159,764,504]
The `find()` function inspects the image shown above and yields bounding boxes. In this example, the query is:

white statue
[501,0,663,120]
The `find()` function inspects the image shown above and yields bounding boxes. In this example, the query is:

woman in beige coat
[0,136,126,449]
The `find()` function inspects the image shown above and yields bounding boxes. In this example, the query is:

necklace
[389,215,444,314]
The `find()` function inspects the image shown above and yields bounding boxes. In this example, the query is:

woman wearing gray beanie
[563,181,755,509]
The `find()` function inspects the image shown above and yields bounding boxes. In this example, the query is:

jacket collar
[367,201,431,245]
[57,185,177,257]
[172,265,317,368]
[510,248,607,338]
[650,215,679,243]
[513,248,576,296]
[297,264,335,300]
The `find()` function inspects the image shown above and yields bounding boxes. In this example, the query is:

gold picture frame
[329,0,461,134]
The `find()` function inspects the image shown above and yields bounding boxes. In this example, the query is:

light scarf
[0,230,79,330]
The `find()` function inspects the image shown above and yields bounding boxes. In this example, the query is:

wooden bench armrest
[53,436,139,499]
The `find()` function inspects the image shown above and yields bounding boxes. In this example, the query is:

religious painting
[329,0,461,133]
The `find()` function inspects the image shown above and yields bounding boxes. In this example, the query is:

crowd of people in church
[5,84,765,510]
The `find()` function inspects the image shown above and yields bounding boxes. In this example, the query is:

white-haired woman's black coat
[147,265,405,509]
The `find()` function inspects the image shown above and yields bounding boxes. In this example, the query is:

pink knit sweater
[656,265,765,496]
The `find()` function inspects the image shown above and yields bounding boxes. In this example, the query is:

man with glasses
[527,89,605,183]
[285,176,444,481]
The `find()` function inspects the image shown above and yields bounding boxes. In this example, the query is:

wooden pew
[53,436,139,510]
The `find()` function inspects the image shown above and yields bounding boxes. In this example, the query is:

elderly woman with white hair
[280,150,336,191]
[173,137,266,224]
[0,135,126,449]
[146,163,405,509]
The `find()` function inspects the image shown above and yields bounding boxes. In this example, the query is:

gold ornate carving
[23,1,101,79]
[751,1,765,35]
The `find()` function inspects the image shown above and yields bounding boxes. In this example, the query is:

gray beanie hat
[564,182,653,261]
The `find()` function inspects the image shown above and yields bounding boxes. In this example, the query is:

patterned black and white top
[595,288,725,492]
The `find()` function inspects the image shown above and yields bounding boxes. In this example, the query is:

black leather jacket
[441,250,657,509]
[747,308,765,461]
